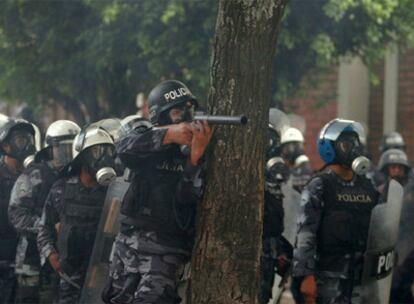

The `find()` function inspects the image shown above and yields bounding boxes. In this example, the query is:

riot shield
[360,180,404,303]
[79,177,130,304]
[269,108,290,136]
[281,178,302,245]
[395,184,414,267]
[270,177,301,303]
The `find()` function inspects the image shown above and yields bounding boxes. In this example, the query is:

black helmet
[148,80,197,125]
[0,118,35,145]
[380,132,405,153]
[0,118,36,160]
[378,148,410,174]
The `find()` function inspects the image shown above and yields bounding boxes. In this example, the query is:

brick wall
[286,69,338,170]
[398,49,414,164]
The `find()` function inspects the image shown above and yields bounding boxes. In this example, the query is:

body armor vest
[57,178,106,272]
[0,161,20,262]
[317,172,379,273]
[121,146,196,236]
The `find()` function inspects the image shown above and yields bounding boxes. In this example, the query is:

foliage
[0,0,413,120]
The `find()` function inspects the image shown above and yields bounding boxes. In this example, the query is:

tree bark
[190,1,287,303]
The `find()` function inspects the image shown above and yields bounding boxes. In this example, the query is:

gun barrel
[193,114,248,125]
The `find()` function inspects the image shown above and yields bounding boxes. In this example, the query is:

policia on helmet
[292,119,380,303]
[0,116,37,304]
[8,120,80,304]
[102,80,213,304]
[37,126,117,304]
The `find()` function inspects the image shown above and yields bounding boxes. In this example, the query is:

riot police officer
[102,80,212,304]
[378,149,414,303]
[280,127,313,193]
[0,116,37,304]
[292,118,379,303]
[9,120,80,304]
[260,123,291,304]
[377,148,411,188]
[37,126,116,304]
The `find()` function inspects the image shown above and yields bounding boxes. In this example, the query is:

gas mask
[334,132,371,175]
[5,130,36,163]
[160,102,194,125]
[281,142,305,165]
[82,144,116,186]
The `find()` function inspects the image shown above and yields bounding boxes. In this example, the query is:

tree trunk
[190,1,287,303]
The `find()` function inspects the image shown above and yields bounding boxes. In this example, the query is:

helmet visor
[52,143,73,168]
[88,144,115,161]
[8,130,34,150]
[321,119,365,143]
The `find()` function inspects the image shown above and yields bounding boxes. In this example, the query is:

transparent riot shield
[270,177,301,303]
[269,108,290,135]
[79,177,130,304]
[360,180,404,303]
[395,185,414,267]
[281,178,302,245]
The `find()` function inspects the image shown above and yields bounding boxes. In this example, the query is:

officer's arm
[117,124,170,167]
[292,177,324,277]
[176,159,206,204]
[37,182,63,265]
[8,173,41,235]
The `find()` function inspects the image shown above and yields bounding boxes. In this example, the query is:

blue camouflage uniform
[8,162,59,304]
[0,158,20,304]
[102,123,205,304]
[292,170,379,304]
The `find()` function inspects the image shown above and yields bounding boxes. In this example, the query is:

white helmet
[45,120,81,148]
[34,120,80,167]
[281,127,304,144]
[70,126,116,186]
[89,118,121,142]
[73,126,114,159]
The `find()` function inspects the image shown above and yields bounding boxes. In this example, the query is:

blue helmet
[317,118,366,164]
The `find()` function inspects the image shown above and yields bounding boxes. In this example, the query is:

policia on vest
[37,126,116,304]
[9,120,80,304]
[0,116,37,304]
[102,80,213,304]
[292,119,379,303]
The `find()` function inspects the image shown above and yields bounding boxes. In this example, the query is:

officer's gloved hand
[300,275,317,304]
[48,252,62,273]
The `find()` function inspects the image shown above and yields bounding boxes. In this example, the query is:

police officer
[292,118,379,303]
[379,149,414,303]
[280,127,313,193]
[9,120,81,304]
[377,148,411,188]
[102,80,212,304]
[260,124,291,303]
[37,126,116,304]
[0,116,37,304]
